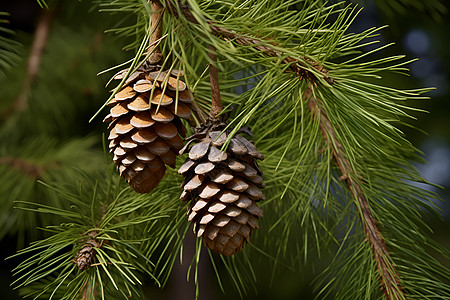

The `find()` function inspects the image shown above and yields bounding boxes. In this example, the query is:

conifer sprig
[305,86,404,298]
[10,172,177,299]
[0,137,105,245]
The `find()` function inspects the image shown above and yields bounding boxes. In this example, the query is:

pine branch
[0,136,105,245]
[10,171,173,299]
[12,9,54,113]
[158,1,438,297]
[162,0,334,85]
[304,86,405,299]
[11,1,447,299]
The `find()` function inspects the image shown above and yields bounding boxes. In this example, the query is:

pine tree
[0,0,449,299]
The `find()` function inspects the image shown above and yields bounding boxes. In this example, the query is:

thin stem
[207,45,223,119]
[304,86,406,300]
[148,0,164,63]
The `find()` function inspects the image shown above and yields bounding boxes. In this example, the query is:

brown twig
[12,10,53,114]
[0,157,46,179]
[148,0,164,63]
[304,86,405,299]
[207,45,223,118]
[162,0,333,85]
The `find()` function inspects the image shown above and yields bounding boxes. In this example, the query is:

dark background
[0,0,449,299]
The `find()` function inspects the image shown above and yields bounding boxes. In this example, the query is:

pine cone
[178,119,265,256]
[73,232,100,270]
[73,244,96,270]
[104,61,193,193]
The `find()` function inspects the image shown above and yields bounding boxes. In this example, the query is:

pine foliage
[0,136,104,245]
[10,170,180,299]
[0,1,128,247]
[0,12,21,79]
[1,0,449,299]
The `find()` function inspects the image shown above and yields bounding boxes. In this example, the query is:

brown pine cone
[178,119,265,256]
[73,244,96,271]
[104,61,193,193]
[72,233,100,271]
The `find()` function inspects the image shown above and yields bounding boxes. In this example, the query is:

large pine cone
[178,119,265,256]
[104,61,193,193]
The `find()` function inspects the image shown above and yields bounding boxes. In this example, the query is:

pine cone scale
[128,95,150,111]
[133,80,154,93]
[111,102,128,117]
[130,112,155,128]
[115,86,136,100]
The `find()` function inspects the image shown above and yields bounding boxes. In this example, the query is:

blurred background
[0,0,448,299]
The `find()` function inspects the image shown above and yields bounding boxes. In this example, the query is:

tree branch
[162,0,334,85]
[0,9,54,121]
[304,86,405,299]
[207,45,223,118]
